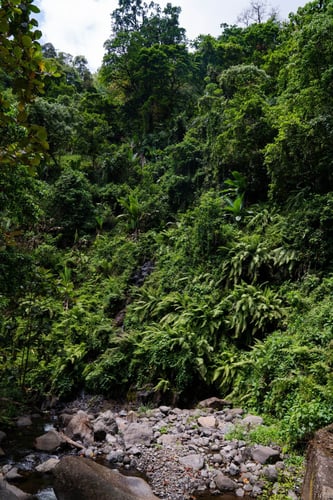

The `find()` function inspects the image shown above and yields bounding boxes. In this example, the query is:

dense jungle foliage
[1,0,333,449]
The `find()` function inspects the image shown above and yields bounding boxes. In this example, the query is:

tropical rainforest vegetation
[1,0,333,450]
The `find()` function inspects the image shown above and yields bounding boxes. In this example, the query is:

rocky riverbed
[0,396,304,499]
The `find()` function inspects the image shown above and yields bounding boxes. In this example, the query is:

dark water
[1,418,250,500]
[1,416,57,499]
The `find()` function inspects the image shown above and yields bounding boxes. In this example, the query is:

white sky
[36,0,308,72]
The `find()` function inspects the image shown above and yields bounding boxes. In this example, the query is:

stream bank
[0,395,304,499]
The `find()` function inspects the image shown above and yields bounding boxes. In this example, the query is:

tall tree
[101,0,194,140]
[264,0,333,200]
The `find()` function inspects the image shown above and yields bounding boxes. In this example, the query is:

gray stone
[235,488,245,497]
[5,467,23,481]
[233,453,243,464]
[95,410,118,432]
[157,434,180,446]
[198,416,217,428]
[35,458,60,473]
[252,485,263,496]
[241,415,263,428]
[159,406,171,414]
[212,453,223,464]
[107,450,125,463]
[218,422,235,434]
[275,461,285,470]
[287,490,298,500]
[106,433,117,445]
[53,456,159,500]
[199,426,216,437]
[34,430,64,452]
[262,465,278,481]
[198,397,232,410]
[251,445,280,464]
[65,410,94,444]
[225,408,244,421]
[214,471,237,491]
[229,463,240,475]
[128,446,141,456]
[179,454,205,470]
[123,423,153,449]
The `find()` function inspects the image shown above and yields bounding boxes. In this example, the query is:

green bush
[213,276,333,447]
[46,168,96,246]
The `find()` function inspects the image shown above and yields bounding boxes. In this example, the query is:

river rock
[107,450,125,463]
[214,471,237,491]
[123,422,153,448]
[179,454,205,470]
[198,416,217,428]
[262,464,279,481]
[157,434,180,446]
[64,410,94,444]
[0,478,31,499]
[35,457,60,472]
[241,415,264,428]
[159,406,171,415]
[53,455,159,500]
[302,423,333,500]
[5,467,23,481]
[93,410,118,441]
[225,408,244,421]
[251,445,280,464]
[93,420,109,441]
[34,429,64,452]
[198,397,232,410]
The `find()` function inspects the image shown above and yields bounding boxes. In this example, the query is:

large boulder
[64,410,94,444]
[302,423,333,500]
[53,456,159,500]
